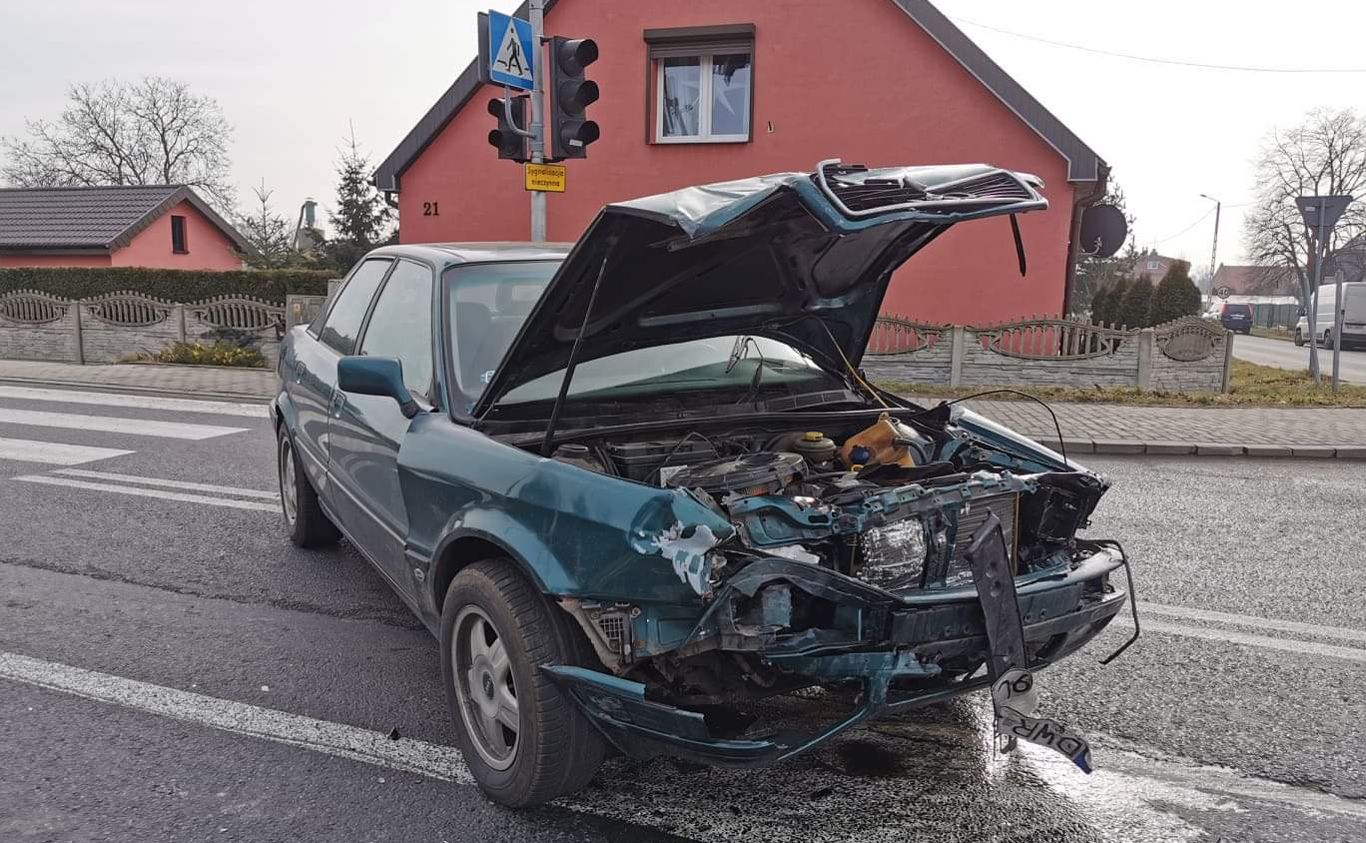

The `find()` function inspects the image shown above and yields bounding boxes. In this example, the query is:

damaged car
[272,160,1137,807]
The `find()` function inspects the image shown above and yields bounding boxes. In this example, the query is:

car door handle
[330,388,346,417]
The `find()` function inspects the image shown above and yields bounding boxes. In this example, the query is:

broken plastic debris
[991,668,1093,773]
[649,522,722,595]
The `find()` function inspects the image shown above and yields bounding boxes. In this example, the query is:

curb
[1037,437,1366,460]
[0,375,273,405]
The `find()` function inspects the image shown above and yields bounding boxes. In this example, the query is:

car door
[327,258,436,591]
[286,258,393,489]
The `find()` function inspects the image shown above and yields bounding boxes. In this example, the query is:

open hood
[475,160,1046,415]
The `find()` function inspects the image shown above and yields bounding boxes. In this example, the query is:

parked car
[1294,281,1366,348]
[272,161,1134,806]
[1214,302,1254,334]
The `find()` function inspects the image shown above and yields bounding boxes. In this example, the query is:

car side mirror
[337,356,420,418]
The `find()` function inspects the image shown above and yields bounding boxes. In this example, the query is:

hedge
[0,267,337,304]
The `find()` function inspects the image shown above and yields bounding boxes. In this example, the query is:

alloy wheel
[452,606,520,771]
[279,440,299,526]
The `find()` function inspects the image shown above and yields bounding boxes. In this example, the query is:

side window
[359,260,434,398]
[319,259,391,354]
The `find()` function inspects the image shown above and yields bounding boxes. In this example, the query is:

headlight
[858,518,929,590]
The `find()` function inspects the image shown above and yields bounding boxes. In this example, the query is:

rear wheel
[277,426,340,548]
[1294,329,1305,346]
[1324,331,1335,349]
[441,560,606,807]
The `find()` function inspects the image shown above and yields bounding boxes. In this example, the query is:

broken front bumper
[544,544,1132,767]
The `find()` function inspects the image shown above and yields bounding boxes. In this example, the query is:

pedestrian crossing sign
[482,10,535,91]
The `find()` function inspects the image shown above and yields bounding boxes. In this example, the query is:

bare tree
[1,77,235,210]
[1244,108,1366,380]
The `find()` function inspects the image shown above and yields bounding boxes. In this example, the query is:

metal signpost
[1296,195,1353,391]
[480,5,547,241]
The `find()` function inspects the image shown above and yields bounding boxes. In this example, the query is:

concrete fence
[0,289,287,364]
[863,314,1234,392]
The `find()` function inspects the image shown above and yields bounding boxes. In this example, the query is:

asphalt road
[1232,333,1366,384]
[1,383,1364,842]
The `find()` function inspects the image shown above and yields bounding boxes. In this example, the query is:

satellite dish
[1079,204,1128,259]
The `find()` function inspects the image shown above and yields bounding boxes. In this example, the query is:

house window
[644,24,755,144]
[171,216,188,253]
[1147,260,1159,271]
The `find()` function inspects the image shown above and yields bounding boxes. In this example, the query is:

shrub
[151,341,268,368]
[0,266,334,304]
[1149,260,1203,325]
[1093,278,1129,327]
[1118,276,1154,328]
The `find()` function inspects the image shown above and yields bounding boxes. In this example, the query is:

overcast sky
[3,0,1364,269]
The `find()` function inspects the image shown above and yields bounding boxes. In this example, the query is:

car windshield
[446,260,561,409]
[498,335,845,407]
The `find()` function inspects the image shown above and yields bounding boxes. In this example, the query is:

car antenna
[541,238,616,456]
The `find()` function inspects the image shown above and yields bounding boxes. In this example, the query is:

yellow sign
[524,163,567,193]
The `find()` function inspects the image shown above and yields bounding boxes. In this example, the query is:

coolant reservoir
[839,412,931,468]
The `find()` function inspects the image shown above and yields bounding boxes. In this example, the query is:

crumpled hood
[476,160,1047,415]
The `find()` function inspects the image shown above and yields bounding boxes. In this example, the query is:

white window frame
[654,50,752,144]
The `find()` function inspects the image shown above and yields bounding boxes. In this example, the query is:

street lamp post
[1199,194,1221,292]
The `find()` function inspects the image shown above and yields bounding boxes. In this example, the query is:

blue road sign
[486,10,535,91]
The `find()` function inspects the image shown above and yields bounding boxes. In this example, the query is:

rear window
[1223,304,1252,317]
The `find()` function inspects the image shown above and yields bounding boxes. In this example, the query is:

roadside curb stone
[1193,443,1242,456]
[1142,441,1196,456]
[1290,445,1339,459]
[1243,445,1293,458]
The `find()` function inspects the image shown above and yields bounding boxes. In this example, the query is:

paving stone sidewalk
[2,360,1364,457]
[0,359,277,402]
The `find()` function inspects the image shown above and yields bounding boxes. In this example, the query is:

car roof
[365,241,572,266]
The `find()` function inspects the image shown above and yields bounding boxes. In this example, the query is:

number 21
[423,202,440,216]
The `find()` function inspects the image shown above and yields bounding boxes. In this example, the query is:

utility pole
[1332,266,1345,392]
[1199,194,1220,288]
[528,0,547,242]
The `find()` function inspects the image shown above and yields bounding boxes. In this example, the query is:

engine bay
[540,409,1109,596]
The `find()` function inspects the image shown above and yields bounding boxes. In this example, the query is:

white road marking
[2,649,1364,830]
[53,468,279,501]
[0,651,473,784]
[1113,615,1366,663]
[0,385,268,418]
[0,408,246,440]
[0,437,133,465]
[13,475,280,512]
[1137,601,1366,645]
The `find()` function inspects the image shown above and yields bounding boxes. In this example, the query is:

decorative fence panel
[863,315,1233,393]
[186,295,287,363]
[0,290,290,367]
[0,290,79,362]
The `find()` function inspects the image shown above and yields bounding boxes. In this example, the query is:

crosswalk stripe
[0,437,133,465]
[13,475,280,512]
[0,385,268,418]
[52,468,279,500]
[1136,601,1366,645]
[0,408,246,440]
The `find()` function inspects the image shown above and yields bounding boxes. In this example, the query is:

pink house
[0,185,247,270]
[375,0,1108,325]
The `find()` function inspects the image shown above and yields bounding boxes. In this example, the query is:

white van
[1295,281,1366,348]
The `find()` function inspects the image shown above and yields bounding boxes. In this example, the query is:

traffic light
[549,36,600,160]
[488,95,529,162]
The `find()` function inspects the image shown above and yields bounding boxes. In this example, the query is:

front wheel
[441,560,606,807]
[1324,332,1336,350]
[1294,329,1305,347]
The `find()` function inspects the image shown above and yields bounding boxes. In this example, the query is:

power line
[951,17,1366,74]
[1152,207,1216,244]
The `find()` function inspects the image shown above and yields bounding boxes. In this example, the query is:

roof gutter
[1061,163,1110,317]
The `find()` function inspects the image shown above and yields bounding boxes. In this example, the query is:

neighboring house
[1210,264,1298,296]
[375,0,1108,325]
[1130,250,1181,283]
[0,185,247,270]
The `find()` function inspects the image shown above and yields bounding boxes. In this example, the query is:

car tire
[441,560,606,807]
[277,426,340,549]
[1324,332,1335,350]
[1294,329,1305,346]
